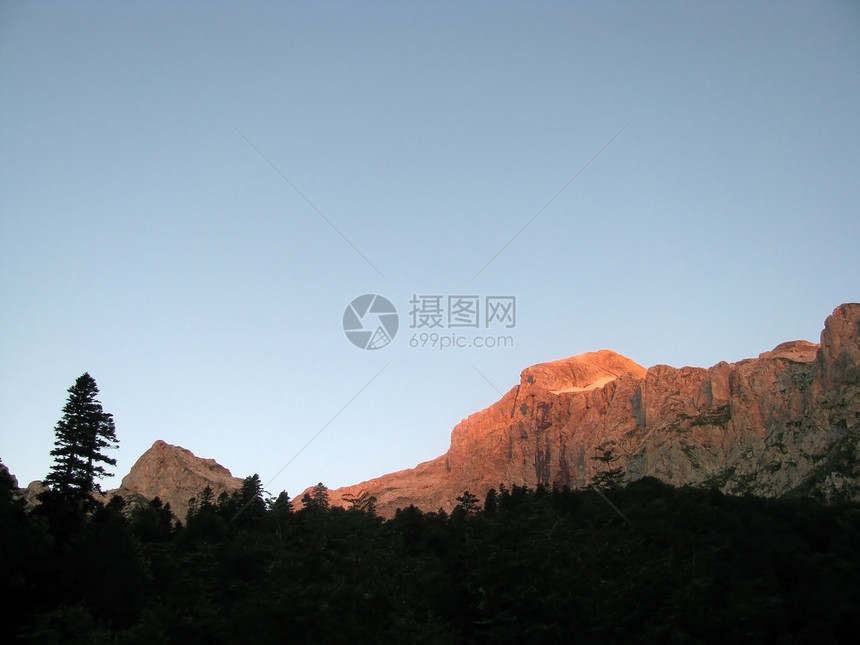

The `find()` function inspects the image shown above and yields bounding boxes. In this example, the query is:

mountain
[325,303,860,517]
[16,305,857,521]
[113,440,243,519]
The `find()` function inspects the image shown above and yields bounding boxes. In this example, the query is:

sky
[1,1,858,499]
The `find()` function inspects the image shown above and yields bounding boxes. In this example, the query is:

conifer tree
[342,489,378,514]
[589,441,626,490]
[41,373,119,507]
[455,490,480,513]
[301,482,330,511]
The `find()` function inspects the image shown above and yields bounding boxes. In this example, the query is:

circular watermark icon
[343,294,399,350]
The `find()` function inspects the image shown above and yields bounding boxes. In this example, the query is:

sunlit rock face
[114,440,243,520]
[326,304,860,517]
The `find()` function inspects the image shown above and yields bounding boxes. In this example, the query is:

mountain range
[323,303,860,516]
[11,303,860,519]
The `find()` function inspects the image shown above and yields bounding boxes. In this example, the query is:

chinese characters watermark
[408,295,516,330]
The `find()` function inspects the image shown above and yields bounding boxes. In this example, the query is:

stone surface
[324,304,860,517]
[113,440,243,519]
[23,480,46,506]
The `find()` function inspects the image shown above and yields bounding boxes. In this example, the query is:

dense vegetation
[2,468,860,644]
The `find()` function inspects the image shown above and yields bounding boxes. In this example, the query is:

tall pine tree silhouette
[41,373,119,508]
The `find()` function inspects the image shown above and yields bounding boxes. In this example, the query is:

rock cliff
[328,304,860,517]
[114,440,243,519]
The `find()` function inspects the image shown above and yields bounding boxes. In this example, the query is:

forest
[3,468,860,644]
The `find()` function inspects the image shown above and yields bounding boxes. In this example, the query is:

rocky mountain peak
[818,302,860,389]
[520,349,647,393]
[758,340,819,363]
[115,440,243,519]
[325,304,860,517]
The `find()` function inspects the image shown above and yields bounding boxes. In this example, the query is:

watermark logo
[343,293,517,351]
[343,294,399,350]
[408,295,516,329]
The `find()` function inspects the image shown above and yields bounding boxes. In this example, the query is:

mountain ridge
[111,439,244,519]
[321,303,860,516]
[15,304,858,520]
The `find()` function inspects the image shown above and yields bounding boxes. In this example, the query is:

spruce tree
[41,373,119,507]
[301,482,330,511]
[589,441,626,490]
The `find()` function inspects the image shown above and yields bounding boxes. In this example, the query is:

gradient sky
[2,1,858,499]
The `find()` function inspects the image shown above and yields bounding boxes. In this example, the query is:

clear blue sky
[2,1,858,497]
